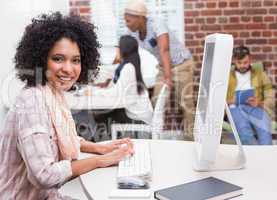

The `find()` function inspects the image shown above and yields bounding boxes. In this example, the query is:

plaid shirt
[0,87,75,200]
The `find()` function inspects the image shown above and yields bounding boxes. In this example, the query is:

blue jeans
[230,105,272,145]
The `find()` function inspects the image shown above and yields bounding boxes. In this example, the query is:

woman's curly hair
[14,12,100,87]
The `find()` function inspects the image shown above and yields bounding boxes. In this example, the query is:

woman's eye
[52,56,63,62]
[72,58,81,64]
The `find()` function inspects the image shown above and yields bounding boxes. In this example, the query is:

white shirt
[93,63,153,124]
[235,71,252,91]
[128,17,192,66]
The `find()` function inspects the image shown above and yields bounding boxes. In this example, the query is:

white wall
[0,0,69,128]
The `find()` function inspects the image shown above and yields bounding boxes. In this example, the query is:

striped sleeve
[15,88,72,189]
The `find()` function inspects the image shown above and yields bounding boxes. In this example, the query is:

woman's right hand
[97,145,131,168]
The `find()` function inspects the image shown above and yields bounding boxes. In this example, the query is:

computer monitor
[193,33,246,171]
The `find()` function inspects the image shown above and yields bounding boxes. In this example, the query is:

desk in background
[65,89,135,110]
[1,64,156,110]
[79,139,277,200]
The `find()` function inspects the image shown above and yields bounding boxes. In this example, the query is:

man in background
[123,0,196,138]
[227,46,273,145]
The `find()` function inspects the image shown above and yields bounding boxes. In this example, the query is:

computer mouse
[117,177,149,189]
[117,177,146,187]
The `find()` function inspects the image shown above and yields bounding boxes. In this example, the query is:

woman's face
[46,37,81,91]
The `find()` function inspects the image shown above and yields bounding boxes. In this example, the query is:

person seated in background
[0,12,134,200]
[92,46,121,88]
[93,35,153,137]
[227,46,273,145]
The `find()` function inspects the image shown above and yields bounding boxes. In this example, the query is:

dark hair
[233,46,250,60]
[14,12,100,87]
[119,35,146,94]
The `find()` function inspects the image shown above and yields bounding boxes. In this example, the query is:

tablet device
[235,89,254,105]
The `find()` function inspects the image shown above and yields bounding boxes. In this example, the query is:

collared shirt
[0,87,74,200]
[128,16,192,66]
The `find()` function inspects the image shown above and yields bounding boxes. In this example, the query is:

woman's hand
[96,144,132,168]
[71,141,133,177]
[96,138,134,155]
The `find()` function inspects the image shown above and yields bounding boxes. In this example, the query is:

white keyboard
[117,141,152,180]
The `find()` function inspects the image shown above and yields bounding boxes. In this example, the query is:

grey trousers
[152,59,196,138]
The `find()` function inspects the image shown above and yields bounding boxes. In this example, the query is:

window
[91,0,184,47]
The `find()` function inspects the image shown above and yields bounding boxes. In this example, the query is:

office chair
[111,84,170,140]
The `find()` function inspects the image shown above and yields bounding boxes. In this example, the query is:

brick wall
[185,0,276,121]
[69,0,90,21]
[70,0,276,124]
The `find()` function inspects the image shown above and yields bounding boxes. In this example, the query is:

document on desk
[109,189,151,199]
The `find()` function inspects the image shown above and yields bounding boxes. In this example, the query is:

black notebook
[154,177,243,200]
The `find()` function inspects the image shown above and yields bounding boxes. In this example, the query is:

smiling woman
[14,12,100,86]
[0,12,134,200]
[46,38,81,91]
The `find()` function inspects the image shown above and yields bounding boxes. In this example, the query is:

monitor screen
[198,42,215,124]
[192,34,243,171]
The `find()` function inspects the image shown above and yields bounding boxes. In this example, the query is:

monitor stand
[194,103,247,171]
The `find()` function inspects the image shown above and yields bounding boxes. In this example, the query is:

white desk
[65,90,135,110]
[79,140,277,200]
[1,65,155,110]
[1,80,132,110]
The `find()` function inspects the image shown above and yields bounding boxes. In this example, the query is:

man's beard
[235,65,251,74]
